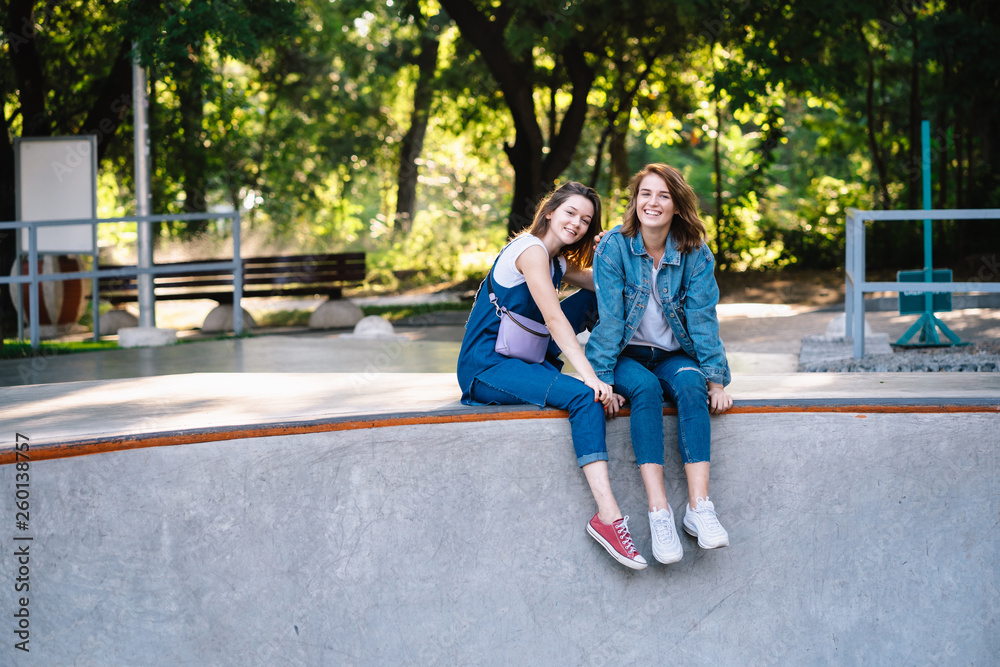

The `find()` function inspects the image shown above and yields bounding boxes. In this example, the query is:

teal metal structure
[893,120,966,348]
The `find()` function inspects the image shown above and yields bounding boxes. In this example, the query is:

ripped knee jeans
[614,345,710,466]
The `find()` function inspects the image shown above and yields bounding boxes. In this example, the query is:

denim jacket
[586,225,731,387]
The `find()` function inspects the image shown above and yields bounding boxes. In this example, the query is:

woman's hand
[584,376,616,407]
[593,230,606,246]
[707,382,732,415]
[604,392,625,417]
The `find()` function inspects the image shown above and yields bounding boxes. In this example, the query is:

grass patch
[0,339,119,360]
[254,301,471,327]
[255,309,312,327]
[360,301,470,322]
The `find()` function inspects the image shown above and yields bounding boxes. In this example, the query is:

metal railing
[845,208,1000,358]
[0,211,242,349]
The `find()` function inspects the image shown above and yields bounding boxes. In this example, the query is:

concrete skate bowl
[2,399,998,665]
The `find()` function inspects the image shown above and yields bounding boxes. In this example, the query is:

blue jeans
[471,363,607,467]
[613,345,710,466]
[469,289,606,467]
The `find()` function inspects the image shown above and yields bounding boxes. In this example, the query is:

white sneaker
[683,497,729,549]
[648,506,683,564]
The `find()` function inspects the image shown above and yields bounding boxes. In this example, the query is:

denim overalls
[585,226,730,467]
[457,238,606,467]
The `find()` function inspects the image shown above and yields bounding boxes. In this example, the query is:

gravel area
[800,340,1000,372]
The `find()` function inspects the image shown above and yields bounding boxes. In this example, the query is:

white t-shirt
[630,258,680,351]
[493,234,567,288]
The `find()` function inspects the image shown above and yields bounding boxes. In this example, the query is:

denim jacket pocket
[623,283,641,319]
[664,293,686,331]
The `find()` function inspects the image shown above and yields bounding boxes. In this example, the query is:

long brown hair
[523,181,602,268]
[621,163,706,253]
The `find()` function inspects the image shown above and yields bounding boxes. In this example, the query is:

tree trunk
[936,51,950,209]
[2,0,47,330]
[505,139,545,234]
[84,39,134,161]
[394,15,442,236]
[907,27,920,211]
[6,0,48,137]
[177,54,207,233]
[713,92,725,269]
[956,110,964,209]
[858,22,891,209]
[149,61,164,240]
[1,5,134,331]
[589,126,610,191]
[609,128,629,195]
[0,112,16,334]
[437,0,594,237]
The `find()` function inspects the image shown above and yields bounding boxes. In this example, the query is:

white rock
[201,305,256,333]
[352,315,395,338]
[118,327,177,348]
[99,309,139,336]
[308,299,364,329]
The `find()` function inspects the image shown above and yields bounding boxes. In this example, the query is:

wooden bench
[97,253,366,305]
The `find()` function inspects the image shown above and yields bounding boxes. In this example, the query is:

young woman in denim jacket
[457,181,647,570]
[586,163,733,565]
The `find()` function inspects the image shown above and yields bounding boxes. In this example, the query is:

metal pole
[921,120,934,341]
[852,215,866,359]
[91,243,100,341]
[844,210,854,338]
[922,120,933,273]
[233,210,243,336]
[133,41,155,327]
[14,239,23,342]
[28,227,39,349]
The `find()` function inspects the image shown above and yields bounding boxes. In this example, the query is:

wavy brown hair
[621,163,706,253]
[523,181,602,269]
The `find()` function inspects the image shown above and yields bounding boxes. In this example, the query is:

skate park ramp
[1,372,998,665]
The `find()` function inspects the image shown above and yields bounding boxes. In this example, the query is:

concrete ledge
[6,398,996,466]
[1,402,997,664]
[2,372,998,463]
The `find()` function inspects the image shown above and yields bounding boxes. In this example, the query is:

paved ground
[3,301,1000,386]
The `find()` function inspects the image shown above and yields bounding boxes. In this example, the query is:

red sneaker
[587,513,648,570]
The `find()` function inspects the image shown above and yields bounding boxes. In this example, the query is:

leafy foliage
[3,0,999,311]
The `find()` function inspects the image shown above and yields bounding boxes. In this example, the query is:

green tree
[0,0,301,326]
[438,0,606,234]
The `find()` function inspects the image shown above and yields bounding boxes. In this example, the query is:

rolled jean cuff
[634,454,663,468]
[577,452,609,468]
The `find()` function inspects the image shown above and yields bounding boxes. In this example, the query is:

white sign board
[16,136,97,254]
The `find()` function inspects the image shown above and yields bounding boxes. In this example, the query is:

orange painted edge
[3,402,997,466]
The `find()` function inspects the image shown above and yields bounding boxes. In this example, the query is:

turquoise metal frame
[844,208,1000,358]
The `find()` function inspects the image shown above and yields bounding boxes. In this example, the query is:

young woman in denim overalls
[587,164,734,566]
[457,182,647,570]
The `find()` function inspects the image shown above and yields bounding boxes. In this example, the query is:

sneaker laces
[650,510,673,542]
[695,501,723,534]
[615,516,639,556]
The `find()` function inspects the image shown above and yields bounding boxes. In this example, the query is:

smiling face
[527,181,602,268]
[545,194,595,247]
[635,173,675,233]
[621,164,706,253]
